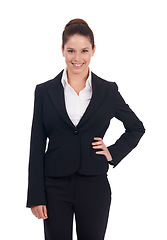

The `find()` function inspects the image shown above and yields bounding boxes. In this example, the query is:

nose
[74,52,81,62]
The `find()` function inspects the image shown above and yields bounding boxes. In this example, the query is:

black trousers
[43,172,111,240]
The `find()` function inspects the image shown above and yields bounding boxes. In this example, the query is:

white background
[0,0,167,239]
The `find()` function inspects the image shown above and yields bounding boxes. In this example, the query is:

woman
[26,19,145,240]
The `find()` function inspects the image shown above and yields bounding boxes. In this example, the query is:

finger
[38,206,48,219]
[92,141,103,145]
[36,207,42,219]
[38,206,46,219]
[95,151,105,154]
[94,137,102,140]
[43,205,48,219]
[93,144,103,149]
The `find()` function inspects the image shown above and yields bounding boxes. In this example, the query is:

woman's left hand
[92,137,113,162]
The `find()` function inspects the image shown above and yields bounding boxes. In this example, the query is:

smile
[72,63,84,67]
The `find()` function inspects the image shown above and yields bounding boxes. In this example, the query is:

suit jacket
[26,70,145,207]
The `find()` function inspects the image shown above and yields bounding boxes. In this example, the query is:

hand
[31,205,48,219]
[92,137,113,162]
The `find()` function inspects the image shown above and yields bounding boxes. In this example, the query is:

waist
[44,171,108,181]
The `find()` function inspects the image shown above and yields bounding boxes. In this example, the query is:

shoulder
[92,72,118,91]
[35,70,64,91]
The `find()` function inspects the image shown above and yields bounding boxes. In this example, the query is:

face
[62,34,96,75]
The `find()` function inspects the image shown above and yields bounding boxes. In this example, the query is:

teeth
[73,63,83,67]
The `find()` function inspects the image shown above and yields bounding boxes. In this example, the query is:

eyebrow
[67,47,89,50]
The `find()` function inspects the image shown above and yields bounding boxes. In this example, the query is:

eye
[67,50,74,53]
[82,49,88,53]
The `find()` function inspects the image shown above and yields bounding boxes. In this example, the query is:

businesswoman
[26,19,145,240]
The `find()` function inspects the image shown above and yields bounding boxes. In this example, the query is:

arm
[107,83,145,167]
[26,84,47,208]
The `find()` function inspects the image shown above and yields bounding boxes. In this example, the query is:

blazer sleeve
[107,83,145,167]
[26,84,47,208]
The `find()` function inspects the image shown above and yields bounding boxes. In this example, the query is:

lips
[72,63,84,67]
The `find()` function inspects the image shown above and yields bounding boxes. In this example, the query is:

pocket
[45,145,61,155]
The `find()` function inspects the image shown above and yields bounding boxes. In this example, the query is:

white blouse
[61,68,92,127]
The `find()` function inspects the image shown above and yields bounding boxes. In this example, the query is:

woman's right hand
[31,205,48,219]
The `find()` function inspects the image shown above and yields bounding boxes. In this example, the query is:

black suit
[26,70,145,208]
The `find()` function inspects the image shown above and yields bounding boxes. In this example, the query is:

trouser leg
[43,176,74,240]
[74,174,111,240]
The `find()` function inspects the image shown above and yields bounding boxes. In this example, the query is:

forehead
[65,34,91,48]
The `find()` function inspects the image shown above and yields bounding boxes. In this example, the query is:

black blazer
[26,70,145,207]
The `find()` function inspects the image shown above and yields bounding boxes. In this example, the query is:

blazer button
[74,130,79,135]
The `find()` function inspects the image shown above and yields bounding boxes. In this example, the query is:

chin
[68,66,88,75]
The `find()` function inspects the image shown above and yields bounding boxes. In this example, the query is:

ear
[61,45,65,57]
[92,45,96,57]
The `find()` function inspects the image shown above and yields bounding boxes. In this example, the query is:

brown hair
[62,18,95,49]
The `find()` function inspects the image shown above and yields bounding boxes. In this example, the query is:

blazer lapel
[46,70,109,129]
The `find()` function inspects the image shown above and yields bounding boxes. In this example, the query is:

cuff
[108,160,115,166]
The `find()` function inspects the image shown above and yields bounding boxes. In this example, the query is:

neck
[67,68,89,86]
